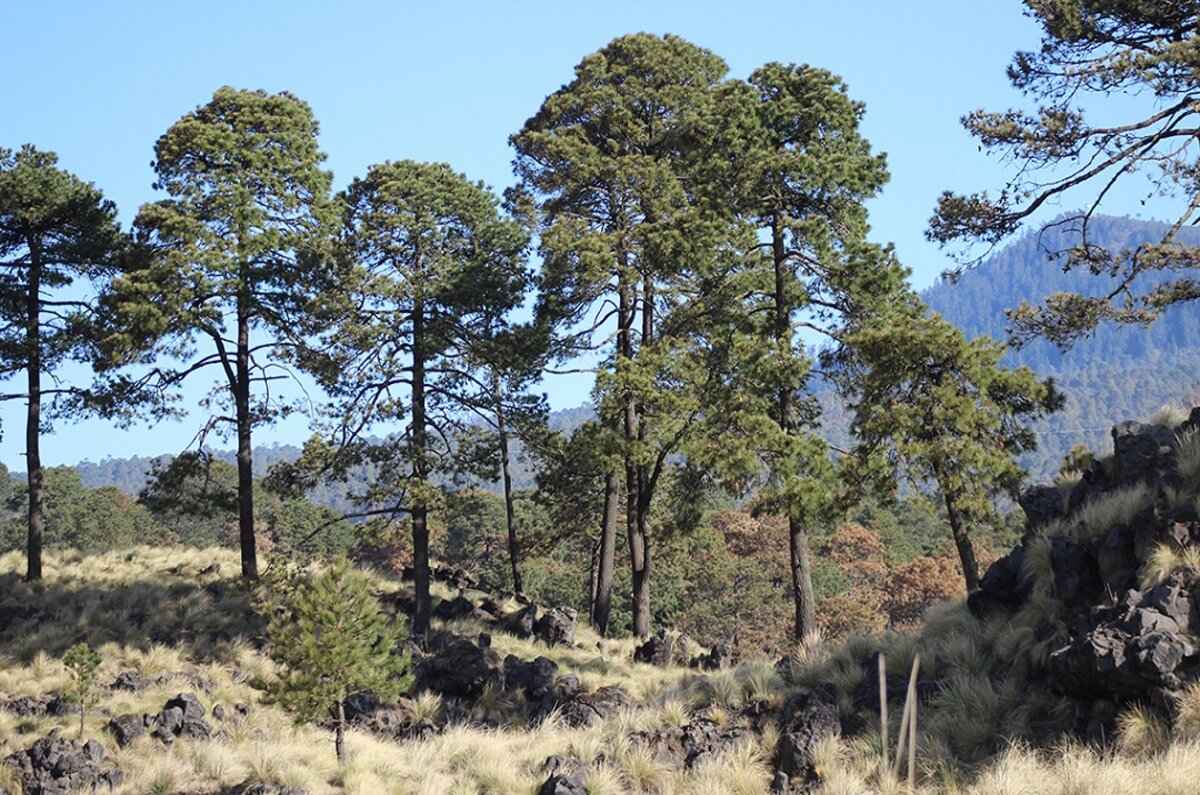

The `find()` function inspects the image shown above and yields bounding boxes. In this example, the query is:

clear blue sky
[0,0,1155,470]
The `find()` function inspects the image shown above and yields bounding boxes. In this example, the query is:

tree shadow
[0,570,267,667]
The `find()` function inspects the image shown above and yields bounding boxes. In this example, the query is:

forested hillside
[923,215,1200,477]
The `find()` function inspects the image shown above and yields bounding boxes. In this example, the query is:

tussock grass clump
[1175,425,1200,487]
[1140,543,1200,589]
[1152,404,1192,429]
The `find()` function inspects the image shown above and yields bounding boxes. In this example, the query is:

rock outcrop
[3,732,123,794]
[971,410,1200,733]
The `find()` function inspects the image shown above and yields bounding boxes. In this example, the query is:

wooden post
[893,654,921,780]
[908,660,919,791]
[879,653,888,780]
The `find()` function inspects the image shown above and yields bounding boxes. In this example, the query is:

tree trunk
[631,277,655,637]
[773,212,816,641]
[78,702,85,739]
[24,238,43,582]
[592,469,619,635]
[619,271,649,638]
[788,515,817,640]
[495,375,523,594]
[940,483,980,592]
[235,294,258,580]
[411,297,432,638]
[335,700,347,765]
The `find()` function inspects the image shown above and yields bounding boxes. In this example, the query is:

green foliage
[265,558,411,763]
[930,3,1200,346]
[62,641,102,738]
[1,467,160,552]
[93,87,338,579]
[850,310,1062,588]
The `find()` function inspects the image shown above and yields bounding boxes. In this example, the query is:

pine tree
[294,160,530,637]
[94,87,337,580]
[849,310,1063,590]
[929,1,1200,346]
[512,33,733,636]
[266,558,411,765]
[0,145,124,581]
[62,642,102,739]
[688,63,908,640]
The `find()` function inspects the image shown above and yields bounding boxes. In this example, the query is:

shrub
[62,642,102,739]
[266,558,412,765]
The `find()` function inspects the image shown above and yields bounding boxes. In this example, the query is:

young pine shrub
[1176,426,1200,488]
[266,558,412,766]
[62,642,102,739]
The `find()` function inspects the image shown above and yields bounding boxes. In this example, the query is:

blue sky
[0,1,1162,469]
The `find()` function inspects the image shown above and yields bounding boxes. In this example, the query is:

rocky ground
[6,416,1200,794]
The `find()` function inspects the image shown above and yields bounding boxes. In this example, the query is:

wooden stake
[879,653,888,780]
[892,654,921,779]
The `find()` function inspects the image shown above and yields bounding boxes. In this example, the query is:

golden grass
[11,547,1200,794]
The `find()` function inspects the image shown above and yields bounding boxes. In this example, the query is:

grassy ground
[2,546,1199,795]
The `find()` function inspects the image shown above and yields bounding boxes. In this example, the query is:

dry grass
[10,547,1200,793]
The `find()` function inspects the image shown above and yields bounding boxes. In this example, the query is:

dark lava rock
[504,655,559,701]
[534,607,577,647]
[3,731,124,794]
[107,714,146,748]
[774,687,840,792]
[502,604,539,639]
[632,717,747,769]
[690,641,733,671]
[414,636,502,699]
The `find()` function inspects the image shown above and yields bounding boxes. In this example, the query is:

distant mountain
[920,215,1200,478]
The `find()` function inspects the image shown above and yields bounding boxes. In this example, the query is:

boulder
[502,604,539,639]
[774,687,840,792]
[504,655,559,701]
[3,732,124,794]
[534,607,577,647]
[690,641,732,671]
[414,636,502,699]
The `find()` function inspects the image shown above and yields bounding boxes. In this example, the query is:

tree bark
[335,700,347,765]
[25,237,43,583]
[619,269,650,638]
[235,286,258,580]
[939,478,980,592]
[788,515,817,640]
[411,297,432,638]
[773,212,816,640]
[592,469,619,635]
[495,375,523,594]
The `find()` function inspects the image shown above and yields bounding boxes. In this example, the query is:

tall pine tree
[94,88,336,580]
[0,146,124,581]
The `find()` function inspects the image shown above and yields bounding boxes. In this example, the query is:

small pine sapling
[62,642,102,738]
[266,558,412,765]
